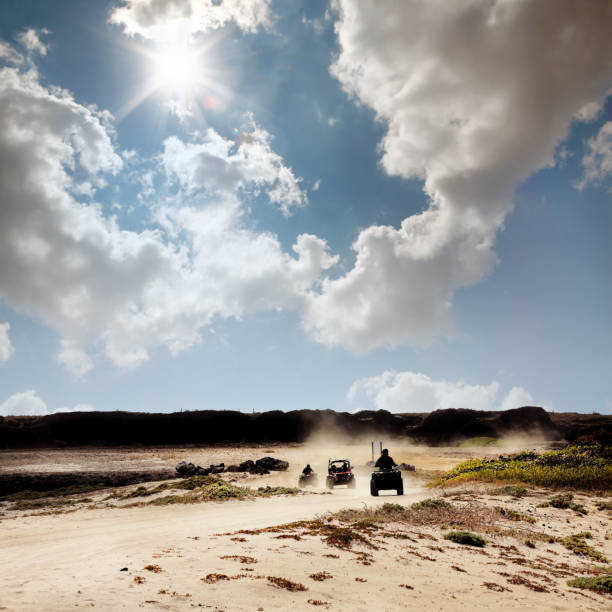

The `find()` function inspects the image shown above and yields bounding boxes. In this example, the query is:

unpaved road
[0,483,427,611]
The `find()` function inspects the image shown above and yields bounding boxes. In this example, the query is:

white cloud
[109,0,271,41]
[0,322,14,362]
[56,340,94,380]
[578,121,612,190]
[0,390,95,416]
[303,0,612,352]
[0,60,335,373]
[498,386,534,412]
[348,370,537,413]
[55,403,95,413]
[17,28,50,56]
[161,122,307,216]
[0,390,48,416]
[0,40,24,64]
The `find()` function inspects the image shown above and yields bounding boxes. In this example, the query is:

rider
[302,464,313,475]
[375,448,397,470]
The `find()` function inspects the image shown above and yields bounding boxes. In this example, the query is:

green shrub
[436,445,612,490]
[561,533,608,562]
[443,530,486,547]
[411,498,451,510]
[567,575,612,594]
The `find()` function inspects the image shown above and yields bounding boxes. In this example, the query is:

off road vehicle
[326,459,356,489]
[298,471,318,487]
[370,468,403,496]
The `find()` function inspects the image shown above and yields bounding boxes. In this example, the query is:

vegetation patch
[567,575,612,594]
[143,564,163,573]
[436,445,612,490]
[219,555,257,564]
[561,533,608,563]
[489,485,529,497]
[497,507,537,523]
[537,493,588,514]
[7,497,92,511]
[267,576,307,591]
[121,476,299,506]
[443,531,487,547]
[201,573,230,584]
[0,483,110,501]
[595,501,612,511]
[309,571,333,581]
[507,574,548,592]
[411,498,451,511]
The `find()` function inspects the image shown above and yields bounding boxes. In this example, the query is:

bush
[567,575,612,594]
[411,498,451,510]
[443,530,486,547]
[436,445,612,490]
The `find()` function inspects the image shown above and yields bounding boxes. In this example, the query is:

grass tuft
[443,530,486,547]
[411,498,451,511]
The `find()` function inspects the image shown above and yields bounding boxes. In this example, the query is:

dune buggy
[326,459,356,489]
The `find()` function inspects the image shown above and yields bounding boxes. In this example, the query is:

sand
[0,444,610,611]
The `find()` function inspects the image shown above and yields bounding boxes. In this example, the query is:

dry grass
[309,571,333,581]
[266,576,307,591]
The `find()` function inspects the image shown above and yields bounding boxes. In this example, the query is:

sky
[0,0,611,417]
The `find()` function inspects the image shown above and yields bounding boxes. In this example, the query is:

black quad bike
[326,459,356,489]
[370,468,403,496]
[298,471,318,487]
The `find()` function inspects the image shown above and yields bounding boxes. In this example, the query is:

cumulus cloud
[0,391,95,416]
[0,322,14,362]
[578,121,612,189]
[348,370,536,413]
[0,390,48,416]
[109,0,271,41]
[498,386,534,412]
[303,0,612,352]
[161,123,307,216]
[0,60,335,373]
[17,28,50,56]
[56,340,94,380]
[0,40,24,64]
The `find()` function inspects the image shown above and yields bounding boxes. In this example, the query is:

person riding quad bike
[298,464,317,487]
[371,449,403,496]
[375,449,397,470]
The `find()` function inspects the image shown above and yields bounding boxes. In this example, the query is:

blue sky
[0,0,611,417]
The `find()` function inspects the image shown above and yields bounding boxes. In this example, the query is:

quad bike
[370,468,403,496]
[298,471,318,487]
[325,459,356,489]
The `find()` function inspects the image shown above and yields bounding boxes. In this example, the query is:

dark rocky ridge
[1,406,607,449]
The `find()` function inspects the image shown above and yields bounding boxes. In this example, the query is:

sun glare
[153,44,200,93]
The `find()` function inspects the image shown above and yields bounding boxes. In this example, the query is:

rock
[208,463,225,474]
[397,463,416,471]
[175,461,211,476]
[239,460,255,472]
[225,464,243,472]
[255,457,289,471]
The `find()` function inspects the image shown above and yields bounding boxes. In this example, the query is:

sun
[151,44,201,94]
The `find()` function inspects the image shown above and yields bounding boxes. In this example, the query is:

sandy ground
[0,444,610,611]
